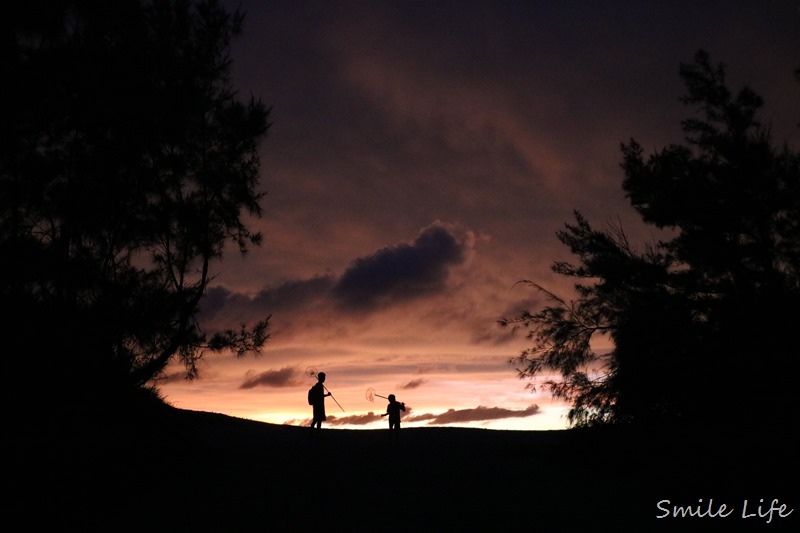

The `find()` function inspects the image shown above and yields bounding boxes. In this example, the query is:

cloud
[326,412,387,426]
[284,403,541,428]
[331,222,468,312]
[408,404,541,425]
[200,222,473,330]
[287,412,386,427]
[239,366,303,389]
[250,276,334,313]
[399,378,427,390]
[201,277,333,321]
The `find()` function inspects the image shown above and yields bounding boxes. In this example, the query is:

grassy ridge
[7,406,796,531]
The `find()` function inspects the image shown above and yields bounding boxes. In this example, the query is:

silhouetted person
[382,394,405,430]
[309,372,331,429]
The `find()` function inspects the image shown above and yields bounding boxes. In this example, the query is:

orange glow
[158,350,573,431]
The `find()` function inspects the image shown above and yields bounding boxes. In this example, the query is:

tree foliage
[502,50,800,427]
[0,0,271,413]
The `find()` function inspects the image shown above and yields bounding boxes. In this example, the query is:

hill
[7,406,797,531]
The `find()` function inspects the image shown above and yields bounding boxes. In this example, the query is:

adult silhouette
[309,372,331,429]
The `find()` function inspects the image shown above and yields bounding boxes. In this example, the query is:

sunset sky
[158,1,800,431]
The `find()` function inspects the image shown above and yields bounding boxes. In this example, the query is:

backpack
[308,386,314,405]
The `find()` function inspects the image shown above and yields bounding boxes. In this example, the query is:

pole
[324,385,345,412]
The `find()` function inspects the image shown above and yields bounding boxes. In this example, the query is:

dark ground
[6,406,797,532]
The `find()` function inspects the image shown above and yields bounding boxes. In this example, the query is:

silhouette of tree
[0,1,270,413]
[502,50,800,427]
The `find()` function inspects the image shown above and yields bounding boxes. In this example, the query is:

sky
[157,0,800,431]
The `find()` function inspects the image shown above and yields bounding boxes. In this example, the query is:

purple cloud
[332,223,467,312]
[239,366,303,389]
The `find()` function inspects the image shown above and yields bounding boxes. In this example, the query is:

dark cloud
[198,277,334,335]
[408,404,540,425]
[332,223,467,312]
[199,286,236,320]
[399,378,427,390]
[250,276,334,313]
[199,224,470,328]
[198,285,267,326]
[239,366,302,389]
